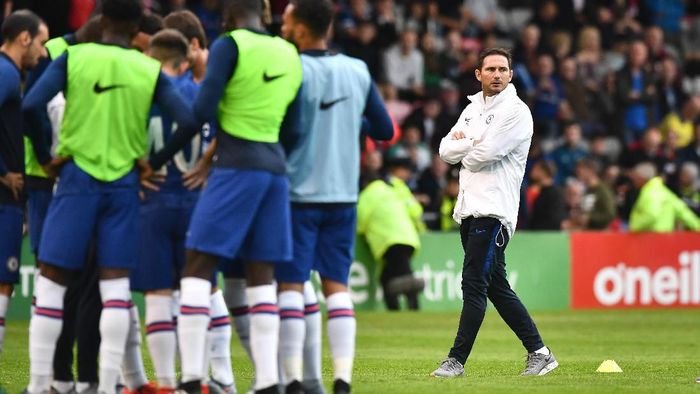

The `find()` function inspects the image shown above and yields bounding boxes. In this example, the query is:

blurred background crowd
[8,0,700,232]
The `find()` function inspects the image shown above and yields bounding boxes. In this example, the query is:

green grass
[2,310,700,393]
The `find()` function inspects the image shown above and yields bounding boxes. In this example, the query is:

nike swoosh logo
[263,72,285,83]
[319,96,348,110]
[93,82,124,94]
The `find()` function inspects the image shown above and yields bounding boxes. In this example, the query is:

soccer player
[22,1,199,393]
[148,1,302,392]
[128,28,233,394]
[162,10,208,84]
[23,17,104,394]
[0,8,48,361]
[276,1,394,393]
[432,48,557,378]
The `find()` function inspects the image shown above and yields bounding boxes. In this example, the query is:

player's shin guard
[29,275,66,393]
[0,294,8,355]
[247,285,279,391]
[224,278,252,360]
[302,282,323,388]
[121,303,148,390]
[279,290,305,385]
[326,292,355,384]
[145,294,177,388]
[98,278,131,394]
[209,289,234,388]
[178,277,212,384]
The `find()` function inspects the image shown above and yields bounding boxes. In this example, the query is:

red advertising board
[571,232,700,308]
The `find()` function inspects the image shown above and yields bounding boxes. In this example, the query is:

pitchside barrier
[6,231,700,319]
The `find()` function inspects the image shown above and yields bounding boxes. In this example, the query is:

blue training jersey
[147,72,213,192]
[287,52,373,204]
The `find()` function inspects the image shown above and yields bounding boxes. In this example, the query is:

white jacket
[438,84,532,236]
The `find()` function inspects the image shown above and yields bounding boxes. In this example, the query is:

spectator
[619,127,670,173]
[629,162,700,232]
[532,53,563,139]
[380,85,411,125]
[528,160,567,230]
[576,26,606,85]
[336,0,372,46]
[675,120,700,166]
[421,32,443,89]
[456,49,481,105]
[439,167,460,231]
[531,0,562,40]
[576,158,618,230]
[558,57,603,136]
[550,121,589,184]
[512,23,541,70]
[438,30,463,82]
[675,161,700,215]
[562,178,585,230]
[656,58,685,120]
[415,154,448,230]
[360,149,383,189]
[463,0,498,36]
[644,25,680,73]
[639,0,685,45]
[588,133,615,171]
[403,95,445,150]
[659,95,700,149]
[615,40,657,144]
[402,1,426,35]
[373,0,399,49]
[386,125,431,174]
[357,158,425,311]
[383,29,425,101]
[549,30,572,64]
[345,20,383,80]
[436,0,465,32]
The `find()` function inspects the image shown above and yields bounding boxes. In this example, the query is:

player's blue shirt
[287,50,393,204]
[147,72,213,193]
[0,52,24,207]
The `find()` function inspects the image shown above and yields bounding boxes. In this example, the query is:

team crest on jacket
[6,256,18,272]
[486,115,494,124]
[465,117,471,125]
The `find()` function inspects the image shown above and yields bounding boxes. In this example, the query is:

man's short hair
[222,0,262,30]
[102,0,143,24]
[634,162,657,181]
[164,10,207,48]
[2,9,43,41]
[577,158,602,177]
[139,13,164,35]
[291,0,334,39]
[149,29,189,67]
[536,160,557,179]
[477,47,512,70]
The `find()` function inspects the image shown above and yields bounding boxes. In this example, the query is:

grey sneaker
[430,357,464,378]
[521,348,558,376]
[695,376,700,384]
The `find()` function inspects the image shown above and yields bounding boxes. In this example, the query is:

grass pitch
[1,310,699,393]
